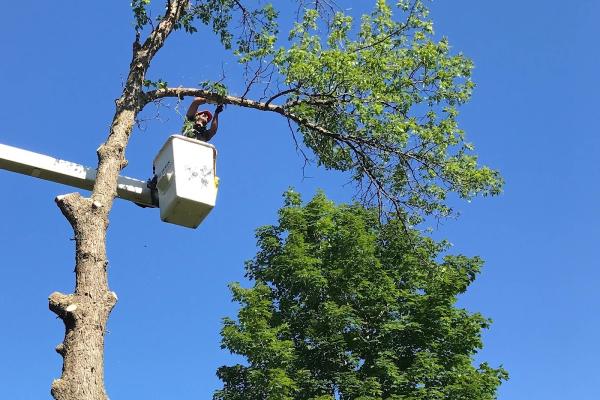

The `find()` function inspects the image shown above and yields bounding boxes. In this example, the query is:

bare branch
[265,86,301,107]
[286,116,311,178]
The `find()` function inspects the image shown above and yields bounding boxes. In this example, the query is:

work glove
[215,104,224,114]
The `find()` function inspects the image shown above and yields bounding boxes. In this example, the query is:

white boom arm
[0,143,156,207]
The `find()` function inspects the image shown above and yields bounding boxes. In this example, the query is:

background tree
[43,1,501,399]
[217,191,507,399]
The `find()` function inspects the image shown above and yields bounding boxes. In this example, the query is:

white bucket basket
[153,135,218,228]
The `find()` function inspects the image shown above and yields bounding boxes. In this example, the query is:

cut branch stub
[48,292,76,319]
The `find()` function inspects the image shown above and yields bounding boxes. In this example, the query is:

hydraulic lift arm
[0,143,156,207]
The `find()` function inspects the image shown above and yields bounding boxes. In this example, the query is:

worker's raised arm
[186,97,207,119]
[206,104,223,141]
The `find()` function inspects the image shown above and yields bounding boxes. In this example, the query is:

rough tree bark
[47,2,189,399]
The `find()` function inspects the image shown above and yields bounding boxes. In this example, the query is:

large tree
[217,191,507,399]
[43,1,501,399]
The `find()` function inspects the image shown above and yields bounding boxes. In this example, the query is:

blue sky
[0,1,599,399]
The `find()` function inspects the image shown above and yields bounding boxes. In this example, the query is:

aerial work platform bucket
[153,135,219,228]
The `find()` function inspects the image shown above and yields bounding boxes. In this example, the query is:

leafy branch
[137,0,502,224]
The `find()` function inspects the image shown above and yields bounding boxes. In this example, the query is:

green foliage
[216,191,507,400]
[187,0,235,47]
[199,80,229,97]
[131,0,151,32]
[183,1,279,60]
[272,1,502,219]
[143,78,168,90]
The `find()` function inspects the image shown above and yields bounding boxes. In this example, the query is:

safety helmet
[197,110,213,122]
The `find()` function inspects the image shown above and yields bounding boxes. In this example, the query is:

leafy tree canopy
[135,0,502,223]
[216,190,507,399]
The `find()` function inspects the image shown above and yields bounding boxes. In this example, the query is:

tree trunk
[47,2,189,398]
[49,104,137,400]
[49,193,117,399]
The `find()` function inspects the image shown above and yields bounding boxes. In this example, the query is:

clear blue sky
[0,1,598,398]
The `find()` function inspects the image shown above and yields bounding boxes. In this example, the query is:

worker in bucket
[182,96,224,142]
[144,97,223,206]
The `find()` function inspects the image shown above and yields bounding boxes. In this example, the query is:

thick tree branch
[143,87,343,140]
